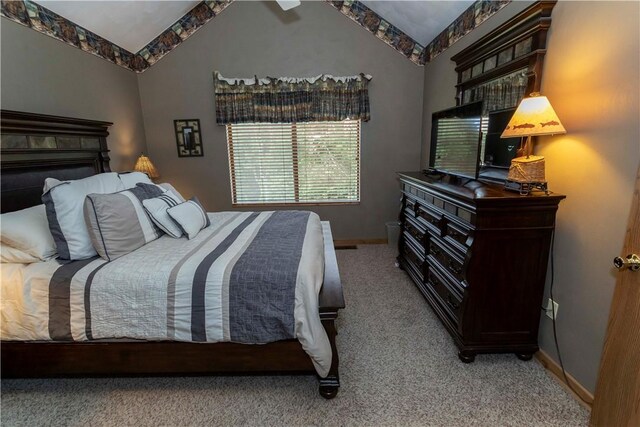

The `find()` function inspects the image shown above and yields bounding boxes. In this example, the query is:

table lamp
[134,153,160,180]
[500,93,565,194]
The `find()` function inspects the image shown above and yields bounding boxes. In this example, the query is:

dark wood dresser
[397,171,565,362]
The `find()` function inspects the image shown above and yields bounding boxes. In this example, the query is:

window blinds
[226,120,360,205]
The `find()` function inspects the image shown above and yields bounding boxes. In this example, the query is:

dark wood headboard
[1,110,112,213]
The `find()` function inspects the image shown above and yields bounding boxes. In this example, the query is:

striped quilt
[1,211,331,377]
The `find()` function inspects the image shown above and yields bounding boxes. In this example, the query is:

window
[226,120,360,206]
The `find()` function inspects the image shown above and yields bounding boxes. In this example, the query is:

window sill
[232,201,360,208]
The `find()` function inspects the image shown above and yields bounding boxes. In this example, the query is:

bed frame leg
[318,315,340,399]
[319,376,340,399]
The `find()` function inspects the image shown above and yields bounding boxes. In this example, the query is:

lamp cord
[548,230,589,404]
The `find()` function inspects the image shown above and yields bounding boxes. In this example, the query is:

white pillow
[119,172,153,189]
[0,242,41,264]
[142,191,185,238]
[0,204,57,260]
[166,197,210,240]
[42,172,125,261]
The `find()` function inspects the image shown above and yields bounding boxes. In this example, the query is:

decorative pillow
[42,172,125,261]
[166,197,210,240]
[0,204,57,260]
[0,243,41,264]
[119,171,153,189]
[142,191,185,238]
[84,183,164,261]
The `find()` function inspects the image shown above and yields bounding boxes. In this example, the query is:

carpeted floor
[1,245,589,426]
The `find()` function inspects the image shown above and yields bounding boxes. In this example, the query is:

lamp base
[504,180,549,196]
[507,155,546,183]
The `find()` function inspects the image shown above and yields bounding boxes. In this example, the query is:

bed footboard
[316,222,345,398]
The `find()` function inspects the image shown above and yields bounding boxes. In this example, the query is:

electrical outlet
[545,298,559,320]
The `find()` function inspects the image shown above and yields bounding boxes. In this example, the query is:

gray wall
[0,20,147,171]
[137,0,424,240]
[421,0,640,393]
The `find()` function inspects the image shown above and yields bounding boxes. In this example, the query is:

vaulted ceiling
[41,1,201,53]
[1,0,511,72]
[361,1,474,46]
[38,0,474,53]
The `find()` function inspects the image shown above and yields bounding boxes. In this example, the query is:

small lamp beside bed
[134,153,160,181]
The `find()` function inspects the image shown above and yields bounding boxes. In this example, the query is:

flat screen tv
[478,106,520,181]
[428,101,483,180]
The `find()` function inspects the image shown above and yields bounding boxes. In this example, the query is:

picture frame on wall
[174,119,203,157]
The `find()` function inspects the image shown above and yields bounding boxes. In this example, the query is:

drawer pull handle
[449,261,463,275]
[449,229,462,238]
[446,295,459,311]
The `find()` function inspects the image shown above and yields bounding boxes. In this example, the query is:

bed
[0,110,345,399]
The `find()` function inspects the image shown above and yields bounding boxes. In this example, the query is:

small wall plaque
[174,119,203,157]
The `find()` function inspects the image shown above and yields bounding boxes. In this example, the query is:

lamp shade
[501,95,566,138]
[134,153,159,179]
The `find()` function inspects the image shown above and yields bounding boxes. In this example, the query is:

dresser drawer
[404,206,417,222]
[426,266,463,323]
[427,236,466,285]
[443,220,473,254]
[404,195,418,212]
[401,235,425,279]
[416,205,443,236]
[403,215,426,246]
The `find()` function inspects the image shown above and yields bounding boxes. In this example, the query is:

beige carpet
[1,245,589,426]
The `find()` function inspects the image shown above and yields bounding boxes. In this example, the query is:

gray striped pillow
[83,183,164,261]
[142,191,185,238]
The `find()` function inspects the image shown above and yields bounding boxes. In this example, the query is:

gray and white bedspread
[1,211,331,377]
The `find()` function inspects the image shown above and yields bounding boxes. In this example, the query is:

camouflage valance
[213,71,372,125]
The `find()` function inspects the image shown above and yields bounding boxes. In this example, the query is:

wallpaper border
[1,0,511,71]
[1,0,142,72]
[325,0,426,65]
[0,0,233,73]
[326,0,512,66]
[136,0,233,69]
[424,0,511,64]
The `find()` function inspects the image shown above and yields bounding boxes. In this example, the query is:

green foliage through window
[227,120,360,205]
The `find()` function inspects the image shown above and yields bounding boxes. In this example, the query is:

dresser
[397,172,565,362]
